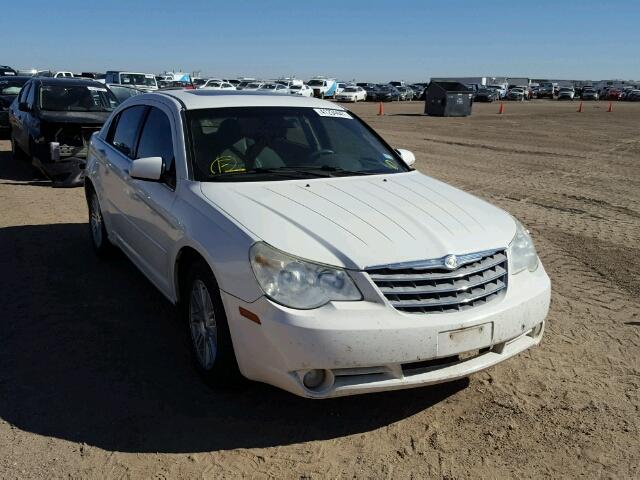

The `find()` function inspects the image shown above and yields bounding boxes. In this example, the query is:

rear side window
[136,107,176,188]
[109,105,147,157]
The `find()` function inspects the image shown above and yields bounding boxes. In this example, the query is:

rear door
[99,104,148,248]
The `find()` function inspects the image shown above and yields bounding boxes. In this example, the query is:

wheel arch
[174,245,213,305]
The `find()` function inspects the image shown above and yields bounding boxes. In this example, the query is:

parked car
[289,84,314,97]
[363,85,379,101]
[474,87,499,102]
[486,85,507,99]
[107,84,144,103]
[372,85,401,102]
[556,87,575,100]
[625,89,640,101]
[537,82,556,99]
[9,78,118,186]
[335,86,367,102]
[238,82,264,91]
[336,82,348,94]
[84,90,550,398]
[307,77,338,98]
[0,76,30,138]
[389,81,405,87]
[396,86,414,101]
[506,88,526,101]
[0,65,17,76]
[105,71,158,92]
[408,84,427,100]
[581,88,599,100]
[258,83,290,94]
[200,80,236,90]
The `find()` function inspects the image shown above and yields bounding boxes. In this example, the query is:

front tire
[184,261,239,386]
[87,187,113,256]
[10,133,27,161]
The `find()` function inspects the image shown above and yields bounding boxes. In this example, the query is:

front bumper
[222,264,551,398]
[32,141,86,187]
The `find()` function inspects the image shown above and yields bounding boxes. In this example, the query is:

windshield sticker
[87,86,108,92]
[313,108,352,119]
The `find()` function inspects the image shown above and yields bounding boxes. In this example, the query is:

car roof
[155,89,347,110]
[0,76,32,82]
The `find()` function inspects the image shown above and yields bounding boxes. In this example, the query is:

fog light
[303,369,326,389]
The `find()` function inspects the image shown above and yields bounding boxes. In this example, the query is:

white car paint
[85,90,550,398]
[289,84,314,97]
[336,86,367,102]
[200,79,236,90]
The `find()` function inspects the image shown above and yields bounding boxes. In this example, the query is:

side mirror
[18,102,30,112]
[395,148,416,167]
[130,156,163,181]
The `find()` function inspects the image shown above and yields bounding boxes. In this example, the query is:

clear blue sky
[3,0,639,82]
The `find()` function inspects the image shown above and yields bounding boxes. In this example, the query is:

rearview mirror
[130,156,163,181]
[395,148,416,167]
[18,102,30,112]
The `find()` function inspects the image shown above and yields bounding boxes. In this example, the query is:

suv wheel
[184,261,239,385]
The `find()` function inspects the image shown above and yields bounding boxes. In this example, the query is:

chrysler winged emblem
[444,254,458,270]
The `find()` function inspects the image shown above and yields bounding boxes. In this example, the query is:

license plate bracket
[437,323,493,358]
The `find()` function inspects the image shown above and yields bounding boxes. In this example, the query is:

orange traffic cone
[577,101,583,113]
[607,102,613,113]
[498,102,504,114]
[377,102,384,116]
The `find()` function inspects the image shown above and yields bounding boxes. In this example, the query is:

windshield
[0,78,28,95]
[260,84,277,90]
[120,73,157,87]
[343,87,357,92]
[289,85,301,90]
[187,107,409,182]
[246,83,261,89]
[39,85,118,112]
[308,80,325,86]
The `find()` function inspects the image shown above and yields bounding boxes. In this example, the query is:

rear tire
[183,260,239,386]
[87,187,113,256]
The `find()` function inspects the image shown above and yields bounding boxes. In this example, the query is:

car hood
[37,110,111,124]
[199,171,516,269]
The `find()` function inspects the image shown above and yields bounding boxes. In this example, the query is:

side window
[26,83,37,109]
[109,105,147,158]
[136,107,176,188]
[19,82,31,103]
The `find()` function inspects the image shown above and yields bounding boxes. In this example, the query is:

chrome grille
[367,250,508,314]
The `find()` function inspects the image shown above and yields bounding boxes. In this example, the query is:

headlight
[509,219,539,274]
[249,242,362,309]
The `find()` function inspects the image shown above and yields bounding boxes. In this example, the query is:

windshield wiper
[282,165,375,177]
[209,165,375,182]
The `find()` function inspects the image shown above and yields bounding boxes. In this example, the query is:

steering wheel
[309,149,335,163]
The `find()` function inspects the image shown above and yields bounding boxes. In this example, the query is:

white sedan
[85,90,550,398]
[200,79,236,90]
[288,84,314,97]
[336,86,367,102]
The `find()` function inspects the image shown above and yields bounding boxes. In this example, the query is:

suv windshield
[188,107,409,182]
[307,80,325,87]
[120,74,156,87]
[39,85,118,112]
[0,78,28,95]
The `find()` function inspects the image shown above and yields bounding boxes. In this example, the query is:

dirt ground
[0,100,638,479]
